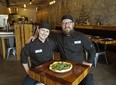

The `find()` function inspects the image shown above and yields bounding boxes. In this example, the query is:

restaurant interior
[0,0,116,85]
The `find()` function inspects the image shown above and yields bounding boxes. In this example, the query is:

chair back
[92,40,102,52]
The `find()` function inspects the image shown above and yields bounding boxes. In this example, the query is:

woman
[20,22,57,85]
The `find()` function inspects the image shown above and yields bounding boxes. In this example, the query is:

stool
[7,47,16,59]
[6,37,16,59]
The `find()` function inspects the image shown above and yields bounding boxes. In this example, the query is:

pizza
[49,61,73,73]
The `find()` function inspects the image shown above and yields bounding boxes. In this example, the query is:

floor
[0,51,116,85]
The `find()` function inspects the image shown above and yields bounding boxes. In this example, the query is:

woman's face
[38,28,50,41]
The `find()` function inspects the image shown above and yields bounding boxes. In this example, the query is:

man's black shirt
[50,30,96,64]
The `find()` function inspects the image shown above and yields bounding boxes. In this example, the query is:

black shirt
[20,38,57,68]
[50,30,96,64]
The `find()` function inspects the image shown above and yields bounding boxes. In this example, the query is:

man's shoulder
[75,31,86,36]
[47,38,54,42]
[49,31,63,40]
[50,30,62,35]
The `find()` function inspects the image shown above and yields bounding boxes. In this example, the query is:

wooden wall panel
[14,25,22,60]
[14,24,32,60]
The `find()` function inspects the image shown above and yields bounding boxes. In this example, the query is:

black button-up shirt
[50,30,96,64]
[20,38,57,68]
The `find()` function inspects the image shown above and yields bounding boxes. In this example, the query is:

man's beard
[63,28,74,36]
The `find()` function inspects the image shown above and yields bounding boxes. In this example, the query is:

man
[30,15,96,85]
[20,22,57,85]
[50,15,96,85]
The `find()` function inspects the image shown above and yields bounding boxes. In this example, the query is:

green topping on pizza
[49,61,72,72]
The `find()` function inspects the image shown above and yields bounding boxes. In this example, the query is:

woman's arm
[22,63,30,74]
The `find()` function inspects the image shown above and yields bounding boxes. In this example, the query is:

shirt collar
[35,38,48,43]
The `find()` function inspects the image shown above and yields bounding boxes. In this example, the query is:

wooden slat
[1,38,6,59]
[14,25,22,60]
[14,24,32,60]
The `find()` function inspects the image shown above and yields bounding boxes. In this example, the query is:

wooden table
[92,38,116,52]
[29,59,90,85]
[88,35,116,51]
[0,32,14,59]
[91,37,116,64]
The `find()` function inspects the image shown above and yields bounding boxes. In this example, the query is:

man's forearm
[27,36,37,43]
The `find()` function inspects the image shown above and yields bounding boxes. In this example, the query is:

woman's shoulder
[28,38,39,45]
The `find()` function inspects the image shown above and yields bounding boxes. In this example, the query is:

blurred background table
[0,32,14,59]
[90,36,116,64]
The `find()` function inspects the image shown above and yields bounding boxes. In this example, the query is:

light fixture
[49,0,56,5]
[29,0,33,4]
[29,2,32,4]
[36,7,38,12]
[24,4,26,8]
[24,8,26,10]
[8,7,11,13]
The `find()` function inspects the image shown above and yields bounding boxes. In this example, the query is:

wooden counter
[56,25,116,38]
[56,25,116,31]
[76,25,116,31]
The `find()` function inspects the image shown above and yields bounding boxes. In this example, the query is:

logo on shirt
[35,49,42,53]
[74,41,81,44]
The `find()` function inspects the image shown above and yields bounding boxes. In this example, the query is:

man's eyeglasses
[62,21,73,25]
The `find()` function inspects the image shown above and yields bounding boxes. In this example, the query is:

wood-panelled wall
[36,0,116,26]
[14,24,32,60]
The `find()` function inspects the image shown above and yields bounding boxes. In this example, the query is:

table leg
[1,38,6,59]
[104,44,108,64]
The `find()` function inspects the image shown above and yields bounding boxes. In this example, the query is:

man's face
[61,19,74,35]
[38,28,50,41]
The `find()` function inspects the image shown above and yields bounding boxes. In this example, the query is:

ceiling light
[24,8,26,10]
[49,0,56,5]
[29,2,32,4]
[36,7,38,12]
[8,7,11,13]
[24,4,26,8]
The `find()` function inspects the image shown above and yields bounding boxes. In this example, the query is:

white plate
[49,61,73,73]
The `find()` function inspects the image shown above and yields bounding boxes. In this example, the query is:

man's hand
[83,61,92,67]
[27,36,37,43]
